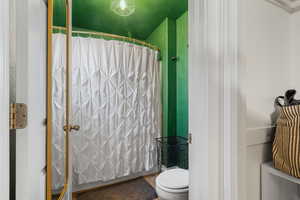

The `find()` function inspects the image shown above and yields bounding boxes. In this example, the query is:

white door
[188,0,211,199]
[14,0,47,199]
[0,0,10,199]
[0,0,47,199]
[188,0,239,200]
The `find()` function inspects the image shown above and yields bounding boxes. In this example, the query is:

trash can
[156,136,188,169]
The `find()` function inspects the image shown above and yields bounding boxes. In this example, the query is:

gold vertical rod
[46,0,53,199]
[65,0,72,193]
[57,0,72,199]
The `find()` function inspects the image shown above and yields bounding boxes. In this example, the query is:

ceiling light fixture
[111,0,135,17]
[119,0,127,10]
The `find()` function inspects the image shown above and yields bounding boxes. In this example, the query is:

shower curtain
[52,33,161,189]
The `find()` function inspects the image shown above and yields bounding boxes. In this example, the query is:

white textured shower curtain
[52,33,161,189]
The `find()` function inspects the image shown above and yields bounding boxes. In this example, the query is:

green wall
[146,13,188,169]
[54,9,189,139]
[146,12,188,138]
[176,12,188,138]
[146,18,177,137]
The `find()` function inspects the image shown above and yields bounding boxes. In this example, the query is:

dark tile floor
[53,174,159,200]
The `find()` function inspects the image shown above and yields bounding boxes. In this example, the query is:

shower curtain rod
[53,26,160,52]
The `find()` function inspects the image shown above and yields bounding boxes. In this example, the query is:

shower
[52,32,161,190]
[48,0,188,199]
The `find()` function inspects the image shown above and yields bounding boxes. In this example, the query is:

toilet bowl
[155,168,189,200]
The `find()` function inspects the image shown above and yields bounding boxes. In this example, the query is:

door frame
[188,0,241,199]
[0,0,10,199]
[0,0,243,198]
[44,0,242,199]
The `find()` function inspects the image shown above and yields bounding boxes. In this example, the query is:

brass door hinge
[10,103,28,130]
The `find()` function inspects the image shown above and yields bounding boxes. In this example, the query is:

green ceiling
[53,0,188,40]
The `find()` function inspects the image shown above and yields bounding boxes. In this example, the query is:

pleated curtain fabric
[273,105,300,178]
[52,34,161,189]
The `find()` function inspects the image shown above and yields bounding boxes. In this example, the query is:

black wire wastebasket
[156,136,188,170]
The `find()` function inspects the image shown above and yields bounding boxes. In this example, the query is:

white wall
[290,12,300,92]
[239,0,293,200]
[240,0,291,129]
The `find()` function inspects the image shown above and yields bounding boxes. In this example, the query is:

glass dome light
[111,0,135,17]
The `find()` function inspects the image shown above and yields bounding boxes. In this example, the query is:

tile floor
[54,174,159,200]
[144,174,158,200]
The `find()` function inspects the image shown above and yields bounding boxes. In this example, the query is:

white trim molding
[189,0,240,199]
[0,0,10,199]
[220,0,239,199]
[188,0,210,198]
[15,0,47,199]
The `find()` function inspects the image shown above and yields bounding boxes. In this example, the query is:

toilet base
[156,186,188,200]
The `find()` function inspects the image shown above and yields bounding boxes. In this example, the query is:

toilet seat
[156,169,189,193]
[157,182,189,193]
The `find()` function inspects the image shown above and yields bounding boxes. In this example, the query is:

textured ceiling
[54,0,188,40]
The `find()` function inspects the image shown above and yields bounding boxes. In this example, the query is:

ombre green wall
[146,12,188,138]
[176,12,188,138]
[146,18,177,137]
[53,1,188,138]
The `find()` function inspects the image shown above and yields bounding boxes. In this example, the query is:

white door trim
[189,0,240,199]
[0,0,10,199]
[220,0,240,199]
[15,0,47,199]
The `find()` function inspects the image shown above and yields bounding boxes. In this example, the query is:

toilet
[155,168,189,200]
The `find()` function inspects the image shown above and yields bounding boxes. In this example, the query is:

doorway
[47,0,189,199]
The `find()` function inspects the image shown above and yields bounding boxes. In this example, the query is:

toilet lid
[156,168,189,189]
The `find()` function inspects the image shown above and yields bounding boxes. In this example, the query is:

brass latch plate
[188,133,192,144]
[10,103,28,130]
